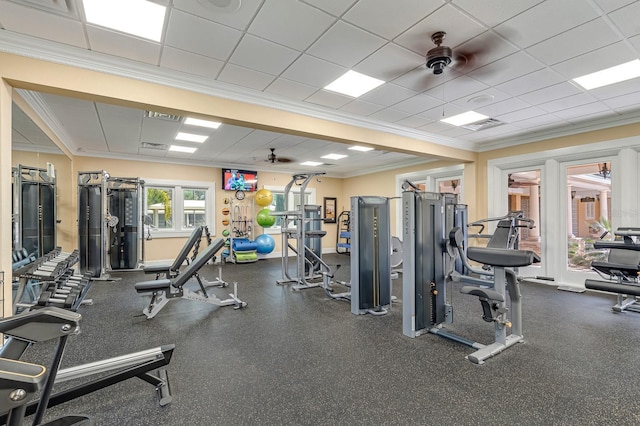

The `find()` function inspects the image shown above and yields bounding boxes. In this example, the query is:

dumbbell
[36,290,80,309]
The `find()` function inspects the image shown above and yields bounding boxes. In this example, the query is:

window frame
[144,178,215,238]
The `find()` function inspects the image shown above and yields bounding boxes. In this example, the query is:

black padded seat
[591,261,640,277]
[135,279,172,293]
[467,247,540,268]
[585,279,640,296]
[143,264,173,274]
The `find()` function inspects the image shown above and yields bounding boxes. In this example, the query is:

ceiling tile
[424,76,489,102]
[452,31,519,71]
[394,115,433,128]
[552,102,612,120]
[141,117,181,144]
[392,94,442,114]
[452,0,544,27]
[495,106,547,123]
[467,51,545,86]
[305,90,353,109]
[86,27,161,65]
[536,92,599,113]
[307,21,386,68]
[629,33,640,50]
[590,77,640,100]
[229,34,300,75]
[392,66,461,92]
[165,10,242,60]
[418,104,467,121]
[343,0,444,40]
[476,97,533,117]
[494,0,600,48]
[360,83,418,107]
[395,4,486,54]
[248,0,335,51]
[96,103,144,153]
[300,0,358,16]
[264,78,318,101]
[172,0,263,30]
[0,2,86,48]
[205,125,254,151]
[604,90,640,110]
[354,43,426,81]
[551,40,637,79]
[160,46,225,78]
[608,1,640,37]
[495,68,566,96]
[518,82,582,105]
[217,63,276,91]
[449,88,512,110]
[339,99,385,116]
[526,19,621,66]
[510,113,567,130]
[592,0,637,12]
[368,108,411,122]
[281,54,347,87]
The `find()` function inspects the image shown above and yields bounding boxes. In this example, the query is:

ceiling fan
[266,148,292,164]
[425,31,482,75]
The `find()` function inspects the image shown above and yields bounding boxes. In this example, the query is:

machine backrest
[170,226,203,271]
[172,238,225,288]
[607,248,640,266]
[487,220,514,249]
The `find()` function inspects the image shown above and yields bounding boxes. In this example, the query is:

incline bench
[135,238,247,319]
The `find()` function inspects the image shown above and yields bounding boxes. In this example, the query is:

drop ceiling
[3,0,640,177]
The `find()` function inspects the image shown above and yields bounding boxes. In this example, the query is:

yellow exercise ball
[255,188,273,207]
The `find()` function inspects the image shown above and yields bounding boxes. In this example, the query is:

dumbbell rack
[13,247,92,314]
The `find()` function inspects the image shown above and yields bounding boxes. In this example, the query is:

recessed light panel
[184,117,222,129]
[572,59,640,90]
[321,153,347,160]
[300,161,323,167]
[176,132,208,143]
[324,70,385,98]
[441,111,489,127]
[169,145,197,153]
[348,145,374,152]
[82,0,166,42]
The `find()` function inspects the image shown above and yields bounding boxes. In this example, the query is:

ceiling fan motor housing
[426,45,453,74]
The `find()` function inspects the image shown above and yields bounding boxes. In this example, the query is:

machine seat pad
[467,247,540,267]
[461,286,505,302]
[591,261,640,277]
[142,264,171,274]
[585,279,640,297]
[135,279,172,293]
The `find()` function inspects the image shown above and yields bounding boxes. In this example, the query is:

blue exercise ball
[255,234,275,254]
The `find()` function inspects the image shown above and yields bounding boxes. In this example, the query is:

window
[262,185,315,234]
[145,179,214,237]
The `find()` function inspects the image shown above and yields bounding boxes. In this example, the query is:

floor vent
[461,118,504,131]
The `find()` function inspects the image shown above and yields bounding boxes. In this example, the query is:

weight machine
[401,183,539,364]
[78,171,144,278]
[12,164,57,258]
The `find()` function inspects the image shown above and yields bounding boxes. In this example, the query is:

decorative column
[599,189,609,223]
[567,184,574,237]
[528,184,540,240]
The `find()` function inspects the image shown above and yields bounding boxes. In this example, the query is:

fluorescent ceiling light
[82,0,166,42]
[572,59,640,90]
[348,145,374,152]
[324,70,385,97]
[184,117,222,129]
[176,132,208,143]
[300,161,323,167]
[321,153,348,160]
[169,145,197,154]
[441,111,489,127]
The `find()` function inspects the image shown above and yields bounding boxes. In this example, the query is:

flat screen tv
[222,169,258,192]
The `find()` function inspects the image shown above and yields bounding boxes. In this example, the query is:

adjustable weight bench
[585,227,640,313]
[143,226,203,279]
[135,238,247,319]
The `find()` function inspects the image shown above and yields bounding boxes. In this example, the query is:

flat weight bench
[459,246,539,364]
[585,228,640,313]
[135,238,247,319]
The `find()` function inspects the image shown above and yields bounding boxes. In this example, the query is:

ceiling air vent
[461,118,504,131]
[141,142,168,150]
[144,111,182,122]
[8,0,77,17]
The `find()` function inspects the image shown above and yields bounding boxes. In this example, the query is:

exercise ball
[255,234,275,254]
[255,189,273,207]
[256,208,276,227]
[222,207,230,215]
[222,229,230,237]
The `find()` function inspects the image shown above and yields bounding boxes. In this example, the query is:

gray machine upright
[350,196,392,315]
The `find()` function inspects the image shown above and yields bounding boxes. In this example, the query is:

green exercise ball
[222,229,230,237]
[256,208,276,227]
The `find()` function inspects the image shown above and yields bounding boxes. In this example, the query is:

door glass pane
[567,162,612,271]
[507,170,541,257]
